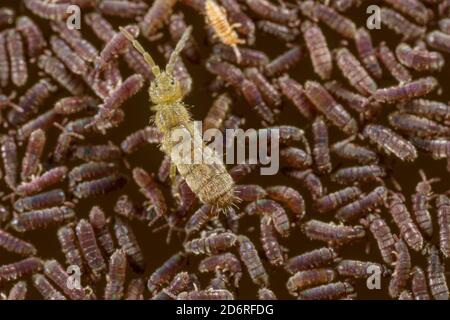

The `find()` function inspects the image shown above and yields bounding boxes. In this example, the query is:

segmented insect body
[386,192,424,252]
[237,235,268,287]
[57,225,84,273]
[89,206,115,257]
[302,219,366,246]
[335,47,377,96]
[324,81,371,116]
[21,129,45,181]
[43,259,87,300]
[73,175,127,199]
[140,0,177,39]
[6,29,27,87]
[266,186,305,221]
[126,278,145,300]
[363,124,418,161]
[198,253,242,287]
[285,247,337,274]
[260,215,284,267]
[114,217,145,273]
[427,246,449,300]
[234,185,266,202]
[38,53,85,96]
[331,165,386,185]
[24,0,70,21]
[0,229,37,256]
[0,33,9,87]
[17,166,67,196]
[427,31,450,53]
[73,144,121,162]
[206,56,245,91]
[205,0,245,62]
[8,281,27,300]
[76,219,107,279]
[257,20,299,42]
[398,99,450,124]
[14,189,66,213]
[301,21,332,80]
[412,266,431,300]
[98,0,148,18]
[355,27,382,79]
[411,137,450,159]
[411,171,437,238]
[16,16,46,59]
[287,268,336,296]
[377,42,412,83]
[246,199,290,237]
[336,260,387,279]
[177,289,234,300]
[245,68,281,108]
[396,43,444,72]
[304,81,358,135]
[276,75,315,119]
[153,272,193,300]
[384,0,431,25]
[335,186,387,222]
[147,252,187,294]
[1,135,18,190]
[104,250,127,300]
[312,117,331,174]
[244,0,298,25]
[15,110,56,140]
[389,112,450,138]
[374,77,438,104]
[364,214,396,265]
[184,231,237,255]
[11,207,75,232]
[0,257,43,282]
[265,46,303,77]
[84,13,116,43]
[315,187,362,214]
[258,288,277,300]
[121,27,236,210]
[203,93,231,132]
[120,127,162,154]
[50,36,88,76]
[221,0,255,43]
[389,239,411,298]
[380,7,425,40]
[436,195,450,258]
[297,282,355,300]
[32,274,65,300]
[281,146,312,170]
[285,169,324,201]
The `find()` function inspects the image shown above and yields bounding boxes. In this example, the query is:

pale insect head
[150,71,183,105]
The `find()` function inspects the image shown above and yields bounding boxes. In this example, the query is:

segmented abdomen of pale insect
[158,113,235,210]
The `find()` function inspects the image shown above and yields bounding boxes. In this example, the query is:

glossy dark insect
[153,272,193,300]
[331,165,386,185]
[377,41,412,83]
[280,147,312,170]
[426,31,450,54]
[284,169,324,201]
[383,0,431,25]
[411,137,450,159]
[16,166,67,196]
[389,239,411,298]
[372,77,438,104]
[398,99,450,125]
[50,36,88,76]
[257,20,299,42]
[324,81,372,118]
[245,67,281,108]
[24,0,70,21]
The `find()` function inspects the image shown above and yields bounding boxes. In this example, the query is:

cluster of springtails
[0,0,450,300]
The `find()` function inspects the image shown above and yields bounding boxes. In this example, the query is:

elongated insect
[302,219,366,246]
[389,239,411,298]
[244,0,298,25]
[104,250,127,300]
[301,21,331,80]
[234,185,266,202]
[177,289,234,300]
[266,186,305,221]
[285,247,337,274]
[427,31,450,53]
[205,0,245,62]
[436,195,450,258]
[73,175,127,199]
[11,206,75,233]
[147,252,187,294]
[89,206,115,257]
[17,109,60,142]
[276,75,315,119]
[411,170,437,238]
[335,186,387,222]
[57,225,84,273]
[412,266,431,300]
[0,229,37,256]
[184,231,237,255]
[257,20,299,42]
[21,129,45,181]
[304,81,358,135]
[43,259,87,300]
[140,0,177,39]
[0,33,9,87]
[355,27,382,79]
[287,268,336,296]
[0,257,43,282]
[206,56,245,91]
[17,166,67,196]
[16,16,46,60]
[14,189,66,213]
[312,117,331,174]
[8,281,27,300]
[120,126,162,154]
[265,46,303,77]
[386,192,424,252]
[50,36,88,76]
[297,282,355,300]
[245,67,281,108]
[384,0,431,25]
[24,0,70,21]
[363,124,418,161]
[373,77,438,104]
[411,137,450,159]
[284,169,324,200]
[362,214,396,265]
[121,26,235,210]
[153,272,193,300]
[377,41,412,83]
[426,245,449,300]
[396,43,444,72]
[114,217,145,273]
[32,274,66,300]
[84,12,115,43]
[241,79,275,124]
[73,144,121,162]
[324,80,372,117]
[380,7,425,40]
[237,235,268,287]
[69,162,117,188]
[203,93,231,131]
[336,260,388,279]
[1,135,18,190]
[398,99,450,124]
[125,278,145,300]
[245,199,290,237]
[335,47,377,96]
[260,214,284,267]
[331,165,386,185]
[198,253,242,287]
[6,29,27,87]
[315,186,362,214]
[390,112,450,138]
[98,0,148,18]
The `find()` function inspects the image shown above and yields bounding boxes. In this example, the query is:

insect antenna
[166,26,193,75]
[119,26,161,77]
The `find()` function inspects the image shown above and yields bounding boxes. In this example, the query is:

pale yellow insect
[120,26,236,210]
[205,0,245,63]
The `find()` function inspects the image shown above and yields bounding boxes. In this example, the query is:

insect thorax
[154,102,192,135]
